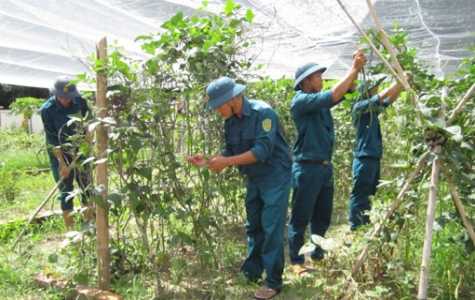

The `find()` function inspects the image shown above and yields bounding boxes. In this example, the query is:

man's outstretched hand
[185,154,207,167]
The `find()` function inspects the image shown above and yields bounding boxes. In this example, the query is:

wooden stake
[96,37,110,291]
[446,83,475,127]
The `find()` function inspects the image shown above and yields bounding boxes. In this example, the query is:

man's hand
[352,49,367,71]
[185,154,207,167]
[207,156,230,172]
[60,163,70,179]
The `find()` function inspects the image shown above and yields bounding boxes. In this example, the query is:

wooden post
[417,146,441,299]
[96,37,110,290]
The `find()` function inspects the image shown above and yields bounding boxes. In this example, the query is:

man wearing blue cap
[349,78,403,231]
[40,75,93,230]
[288,49,367,275]
[185,77,291,299]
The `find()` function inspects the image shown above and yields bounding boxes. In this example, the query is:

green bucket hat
[205,77,246,110]
[356,76,387,92]
[293,62,327,91]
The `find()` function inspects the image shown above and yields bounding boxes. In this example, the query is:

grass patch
[1,149,49,171]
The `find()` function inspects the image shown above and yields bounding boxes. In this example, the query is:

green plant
[8,97,43,133]
[0,160,19,202]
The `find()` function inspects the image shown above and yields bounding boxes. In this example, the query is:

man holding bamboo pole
[349,77,403,231]
[288,49,367,276]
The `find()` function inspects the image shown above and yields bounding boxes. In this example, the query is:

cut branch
[365,0,411,92]
[335,0,405,89]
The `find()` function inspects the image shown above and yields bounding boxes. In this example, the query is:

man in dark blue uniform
[349,78,403,231]
[186,77,291,299]
[288,50,367,276]
[40,75,93,230]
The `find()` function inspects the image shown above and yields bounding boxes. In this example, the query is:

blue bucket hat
[49,75,81,99]
[205,77,246,110]
[293,62,327,91]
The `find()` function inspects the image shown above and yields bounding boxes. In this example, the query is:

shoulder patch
[262,119,272,132]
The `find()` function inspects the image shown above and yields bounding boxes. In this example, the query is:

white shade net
[0,0,474,89]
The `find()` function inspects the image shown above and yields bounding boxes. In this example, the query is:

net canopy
[1,0,474,89]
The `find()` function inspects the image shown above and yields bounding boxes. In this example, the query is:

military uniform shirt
[40,95,91,150]
[290,89,341,161]
[222,97,291,187]
[353,94,390,159]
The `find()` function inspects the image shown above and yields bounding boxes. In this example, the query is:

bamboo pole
[350,151,430,278]
[417,147,441,299]
[365,0,411,92]
[439,160,475,248]
[446,83,475,127]
[96,37,110,291]
[335,0,404,88]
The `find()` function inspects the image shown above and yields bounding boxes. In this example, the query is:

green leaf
[48,253,59,263]
[94,193,106,208]
[108,193,123,209]
[461,142,474,151]
[452,134,463,143]
[298,242,316,256]
[82,157,95,165]
[93,158,108,165]
[202,40,213,52]
[245,9,255,22]
[426,117,445,129]
[310,234,337,251]
[171,12,184,26]
[130,137,143,153]
[87,121,100,132]
[137,167,152,180]
[445,125,462,135]
[199,215,210,228]
[224,0,240,16]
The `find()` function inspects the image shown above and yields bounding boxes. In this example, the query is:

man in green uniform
[186,77,291,299]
